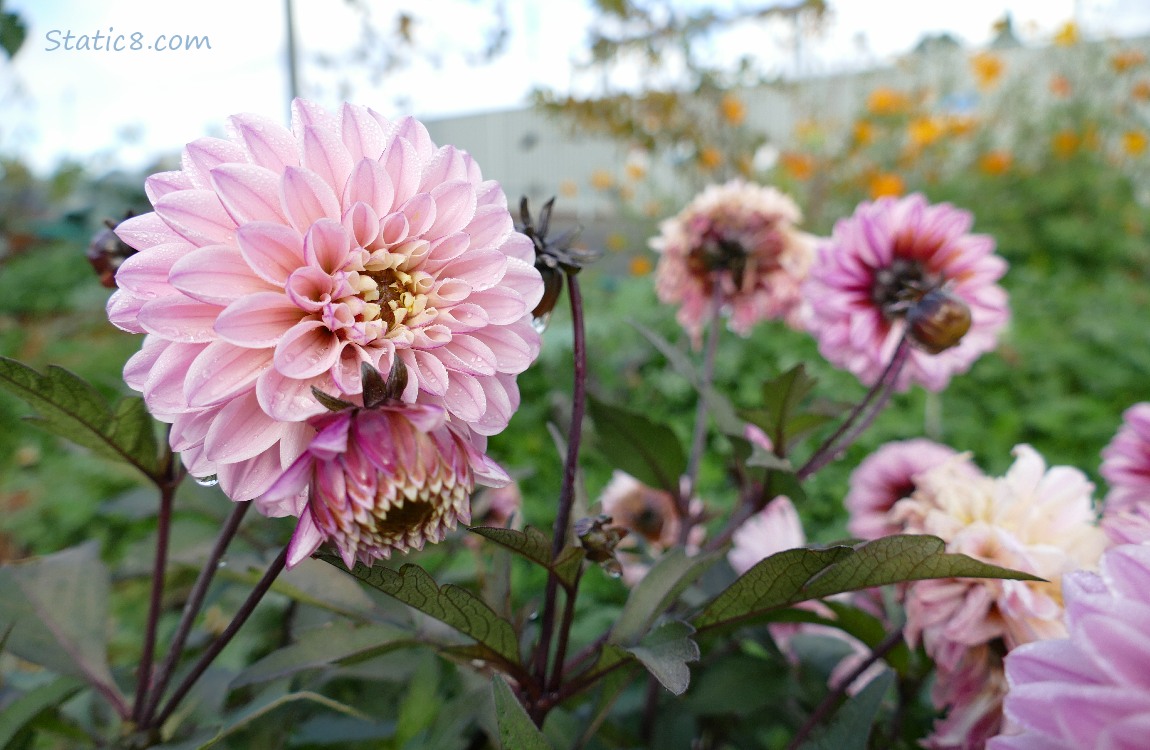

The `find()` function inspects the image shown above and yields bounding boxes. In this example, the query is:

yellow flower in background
[629,256,653,276]
[945,114,978,137]
[868,172,905,199]
[624,150,649,181]
[781,152,814,181]
[979,150,1013,175]
[720,94,746,126]
[1133,80,1150,101]
[1122,130,1148,156]
[1111,49,1147,73]
[590,169,615,191]
[560,180,579,197]
[698,146,724,171]
[853,119,876,146]
[908,116,945,148]
[607,232,628,252]
[1054,21,1079,46]
[795,118,823,141]
[970,52,1005,90]
[1050,74,1073,98]
[1052,130,1079,158]
[867,87,911,116]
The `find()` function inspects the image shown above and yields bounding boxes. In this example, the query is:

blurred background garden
[3,0,1150,747]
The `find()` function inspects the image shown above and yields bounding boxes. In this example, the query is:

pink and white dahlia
[649,179,814,344]
[924,642,1009,750]
[803,193,1009,391]
[1100,403,1150,544]
[845,438,969,540]
[107,99,543,509]
[990,543,1150,750]
[728,495,805,575]
[263,399,510,568]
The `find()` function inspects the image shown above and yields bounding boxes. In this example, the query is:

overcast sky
[2,0,1149,174]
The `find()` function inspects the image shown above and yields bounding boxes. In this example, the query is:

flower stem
[785,627,905,750]
[132,445,182,724]
[547,565,584,693]
[152,546,289,730]
[533,270,588,710]
[796,337,911,481]
[679,279,724,542]
[140,500,251,725]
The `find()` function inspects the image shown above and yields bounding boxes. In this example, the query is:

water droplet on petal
[531,313,550,334]
[193,474,219,487]
[217,558,228,568]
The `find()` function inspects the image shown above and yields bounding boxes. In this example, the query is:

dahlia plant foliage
[2,96,1148,750]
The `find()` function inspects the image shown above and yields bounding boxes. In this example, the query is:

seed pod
[906,288,972,354]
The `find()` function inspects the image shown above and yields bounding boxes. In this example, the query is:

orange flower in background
[607,232,628,252]
[1049,75,1072,98]
[1054,21,1079,46]
[867,87,911,116]
[629,256,653,276]
[698,146,724,170]
[970,52,1005,90]
[1133,80,1150,101]
[1052,129,1079,158]
[868,172,905,199]
[1111,49,1146,73]
[781,152,815,181]
[795,118,823,141]
[979,150,1013,175]
[853,119,876,146]
[945,114,978,137]
[720,94,746,126]
[908,116,945,148]
[590,169,615,190]
[1122,130,1148,156]
[560,179,579,197]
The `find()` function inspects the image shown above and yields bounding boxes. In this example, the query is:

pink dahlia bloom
[924,642,1008,750]
[107,99,543,509]
[728,495,805,575]
[990,543,1150,750]
[649,179,814,344]
[263,400,510,568]
[845,438,969,540]
[1100,403,1150,544]
[803,193,1009,391]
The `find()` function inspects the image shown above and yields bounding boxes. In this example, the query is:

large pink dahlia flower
[1100,403,1150,544]
[107,99,543,509]
[803,193,1009,391]
[263,399,510,568]
[649,179,814,345]
[990,543,1150,750]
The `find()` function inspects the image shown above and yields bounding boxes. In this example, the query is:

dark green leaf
[745,364,819,453]
[0,676,85,749]
[610,548,722,646]
[273,557,382,620]
[468,525,585,589]
[318,555,523,669]
[625,620,699,695]
[588,394,686,494]
[191,691,376,750]
[0,542,125,714]
[798,671,895,750]
[231,621,414,688]
[0,358,162,479]
[0,8,26,59]
[695,535,1041,633]
[492,675,553,750]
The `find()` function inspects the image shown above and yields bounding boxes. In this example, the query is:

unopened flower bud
[575,514,628,577]
[86,213,136,288]
[906,288,972,354]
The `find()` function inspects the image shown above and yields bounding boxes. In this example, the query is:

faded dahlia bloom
[649,179,815,344]
[803,193,1009,392]
[597,471,703,584]
[1100,403,1150,544]
[895,446,1107,746]
[990,543,1150,750]
[264,399,510,568]
[107,99,542,508]
[845,438,970,540]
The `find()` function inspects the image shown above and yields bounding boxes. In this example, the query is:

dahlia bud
[905,287,973,354]
[86,213,136,288]
[575,514,627,577]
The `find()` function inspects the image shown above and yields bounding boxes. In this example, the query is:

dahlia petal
[137,296,224,342]
[464,204,513,251]
[204,389,284,463]
[330,342,371,394]
[215,292,305,347]
[303,219,352,274]
[143,342,206,414]
[256,367,331,422]
[420,145,472,189]
[382,136,421,206]
[340,103,387,162]
[182,137,249,188]
[467,286,527,325]
[106,292,148,332]
[217,444,283,501]
[442,248,507,290]
[169,245,275,305]
[437,303,488,332]
[236,221,306,285]
[285,265,338,312]
[169,407,218,452]
[124,337,169,391]
[404,348,449,396]
[400,192,436,238]
[210,163,288,224]
[229,112,300,172]
[471,374,513,436]
[439,334,497,376]
[279,420,315,468]
[285,510,325,569]
[291,97,341,139]
[281,166,341,234]
[343,201,380,249]
[394,117,437,162]
[475,179,507,208]
[431,278,472,305]
[115,211,185,251]
[274,319,342,379]
[301,124,353,198]
[184,340,272,408]
[444,371,486,422]
[114,242,189,299]
[500,229,536,266]
[154,189,238,246]
[379,211,410,245]
[145,170,193,203]
[500,257,545,311]
[343,158,395,218]
[471,323,536,374]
